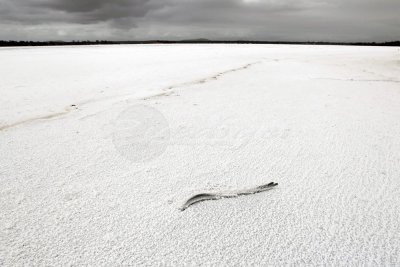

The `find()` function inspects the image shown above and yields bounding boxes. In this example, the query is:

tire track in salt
[314,77,400,83]
[147,61,261,100]
[0,61,261,132]
[0,105,78,131]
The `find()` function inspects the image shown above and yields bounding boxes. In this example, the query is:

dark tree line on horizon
[0,40,399,47]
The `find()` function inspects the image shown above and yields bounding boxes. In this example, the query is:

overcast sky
[0,0,399,42]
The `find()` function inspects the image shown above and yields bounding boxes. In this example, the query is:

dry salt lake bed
[1,44,400,265]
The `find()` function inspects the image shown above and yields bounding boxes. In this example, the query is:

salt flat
[1,44,399,265]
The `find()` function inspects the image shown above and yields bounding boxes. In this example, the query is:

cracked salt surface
[1,44,400,266]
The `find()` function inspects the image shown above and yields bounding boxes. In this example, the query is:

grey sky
[0,0,399,41]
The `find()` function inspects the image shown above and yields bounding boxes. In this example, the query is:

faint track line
[143,61,261,100]
[0,61,261,132]
[314,77,400,83]
[0,105,78,131]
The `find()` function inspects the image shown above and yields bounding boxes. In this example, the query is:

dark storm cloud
[0,0,157,25]
[39,0,147,13]
[33,0,154,21]
[0,0,399,41]
[150,0,312,29]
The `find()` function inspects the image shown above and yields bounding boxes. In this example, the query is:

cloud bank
[0,0,399,41]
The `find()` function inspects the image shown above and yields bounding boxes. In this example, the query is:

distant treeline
[1,40,399,47]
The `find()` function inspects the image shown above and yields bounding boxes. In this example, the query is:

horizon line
[1,39,399,47]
